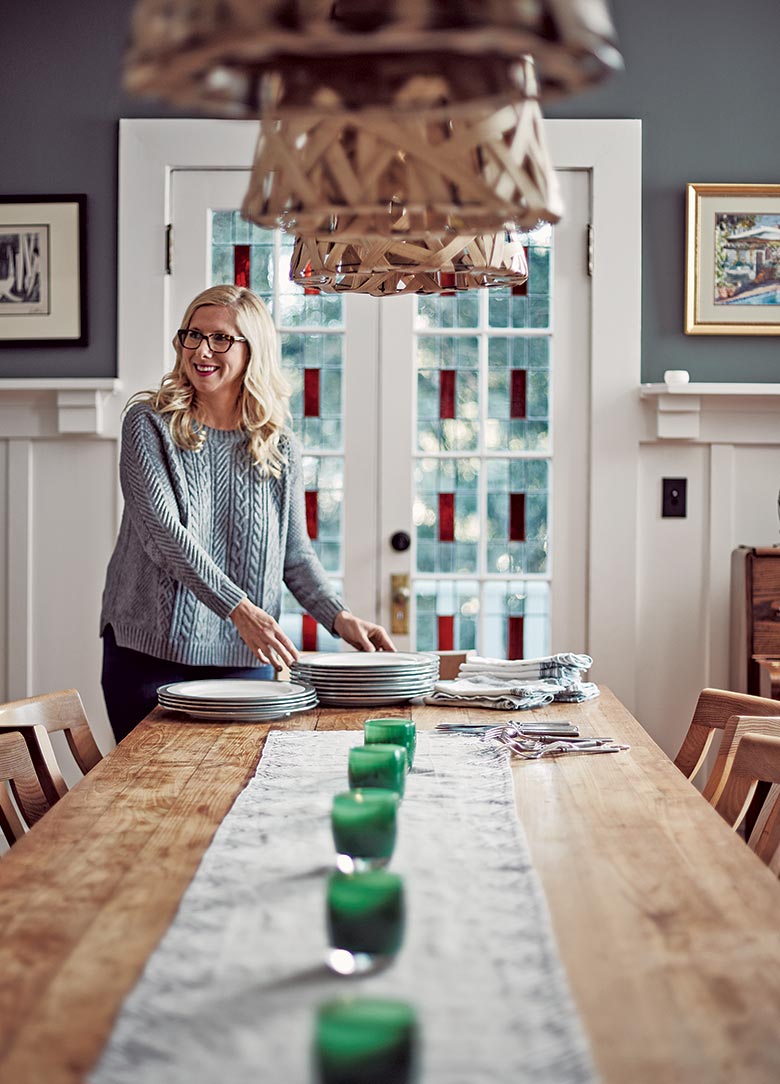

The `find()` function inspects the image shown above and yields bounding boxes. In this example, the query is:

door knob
[390,531,411,552]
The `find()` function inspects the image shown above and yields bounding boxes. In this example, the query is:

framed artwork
[0,195,87,347]
[685,183,780,335]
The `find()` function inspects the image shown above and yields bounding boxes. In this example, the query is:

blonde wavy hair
[129,285,291,478]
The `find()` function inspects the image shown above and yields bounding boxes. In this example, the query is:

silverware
[484,726,629,758]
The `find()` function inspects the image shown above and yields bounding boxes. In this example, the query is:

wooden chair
[714,731,780,875]
[673,688,780,804]
[0,731,52,845]
[0,689,102,806]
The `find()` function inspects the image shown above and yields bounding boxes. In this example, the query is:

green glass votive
[348,743,406,796]
[326,870,405,975]
[314,998,419,1084]
[364,718,417,770]
[331,789,399,873]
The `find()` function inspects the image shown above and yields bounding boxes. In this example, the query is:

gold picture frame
[685,183,780,335]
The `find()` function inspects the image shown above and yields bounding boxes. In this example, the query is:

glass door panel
[379,170,589,658]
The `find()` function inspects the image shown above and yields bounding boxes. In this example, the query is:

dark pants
[101,625,274,743]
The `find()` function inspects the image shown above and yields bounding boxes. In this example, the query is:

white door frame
[118,117,642,709]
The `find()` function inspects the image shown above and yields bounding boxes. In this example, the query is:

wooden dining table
[1,687,779,1083]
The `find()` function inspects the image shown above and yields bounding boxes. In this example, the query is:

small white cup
[663,369,690,385]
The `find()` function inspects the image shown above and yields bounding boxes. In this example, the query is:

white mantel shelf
[0,379,122,435]
[640,382,780,439]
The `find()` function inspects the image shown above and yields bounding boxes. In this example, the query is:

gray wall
[1,0,779,381]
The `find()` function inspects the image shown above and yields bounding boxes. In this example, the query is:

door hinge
[586,223,594,277]
[164,224,173,275]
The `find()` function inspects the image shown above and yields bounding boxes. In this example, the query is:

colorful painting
[714,213,780,306]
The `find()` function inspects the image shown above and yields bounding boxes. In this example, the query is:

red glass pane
[304,368,321,417]
[438,614,454,651]
[439,370,456,419]
[438,493,455,542]
[511,248,529,296]
[302,614,318,651]
[508,615,524,660]
[510,369,527,419]
[234,245,250,288]
[509,493,526,542]
[305,490,318,540]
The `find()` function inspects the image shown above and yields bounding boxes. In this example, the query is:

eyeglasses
[177,328,247,353]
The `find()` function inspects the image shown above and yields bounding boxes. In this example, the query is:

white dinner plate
[291,652,437,670]
[161,703,315,723]
[157,679,313,701]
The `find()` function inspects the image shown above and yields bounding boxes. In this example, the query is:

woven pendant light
[241,57,562,238]
[124,1,623,115]
[288,231,530,296]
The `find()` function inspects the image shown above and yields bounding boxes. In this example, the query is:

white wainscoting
[0,385,121,776]
[638,384,780,758]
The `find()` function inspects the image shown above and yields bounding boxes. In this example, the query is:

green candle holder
[331,789,399,873]
[326,870,405,975]
[314,998,419,1084]
[364,718,417,769]
[348,744,407,796]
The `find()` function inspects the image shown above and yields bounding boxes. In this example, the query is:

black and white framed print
[0,195,87,347]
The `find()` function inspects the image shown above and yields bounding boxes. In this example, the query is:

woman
[100,284,394,742]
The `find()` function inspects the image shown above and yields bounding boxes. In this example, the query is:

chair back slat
[702,713,780,806]
[715,731,780,845]
[0,731,52,845]
[749,781,780,875]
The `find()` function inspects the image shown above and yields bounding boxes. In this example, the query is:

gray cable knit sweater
[100,403,346,666]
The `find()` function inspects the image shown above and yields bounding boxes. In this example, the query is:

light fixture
[242,57,562,237]
[289,231,529,296]
[124,1,623,115]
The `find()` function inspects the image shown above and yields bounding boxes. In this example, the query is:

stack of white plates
[289,652,439,706]
[156,679,317,722]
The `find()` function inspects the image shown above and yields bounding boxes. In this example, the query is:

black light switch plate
[662,477,687,518]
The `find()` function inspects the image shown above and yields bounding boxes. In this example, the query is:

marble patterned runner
[90,731,599,1084]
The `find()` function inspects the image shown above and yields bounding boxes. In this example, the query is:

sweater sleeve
[281,434,347,634]
[119,406,246,619]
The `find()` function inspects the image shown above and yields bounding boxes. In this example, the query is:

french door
[170,169,590,656]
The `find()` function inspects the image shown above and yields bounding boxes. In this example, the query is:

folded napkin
[424,676,600,712]
[460,653,593,673]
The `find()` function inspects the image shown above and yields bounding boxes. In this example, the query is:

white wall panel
[30,438,118,763]
[731,446,780,547]
[637,444,710,756]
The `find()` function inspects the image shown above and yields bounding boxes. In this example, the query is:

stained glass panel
[302,455,343,574]
[486,337,550,452]
[415,579,479,653]
[485,459,549,576]
[414,458,479,574]
[417,335,479,452]
[483,580,550,659]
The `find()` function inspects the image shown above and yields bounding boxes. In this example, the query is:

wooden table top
[1,688,779,1083]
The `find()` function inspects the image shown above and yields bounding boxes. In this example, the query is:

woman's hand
[333,611,396,653]
[230,598,299,670]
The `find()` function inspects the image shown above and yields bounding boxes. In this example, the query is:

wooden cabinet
[731,546,780,696]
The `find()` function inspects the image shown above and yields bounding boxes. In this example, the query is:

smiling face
[181,305,249,407]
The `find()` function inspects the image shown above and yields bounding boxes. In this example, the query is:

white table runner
[90,731,599,1084]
